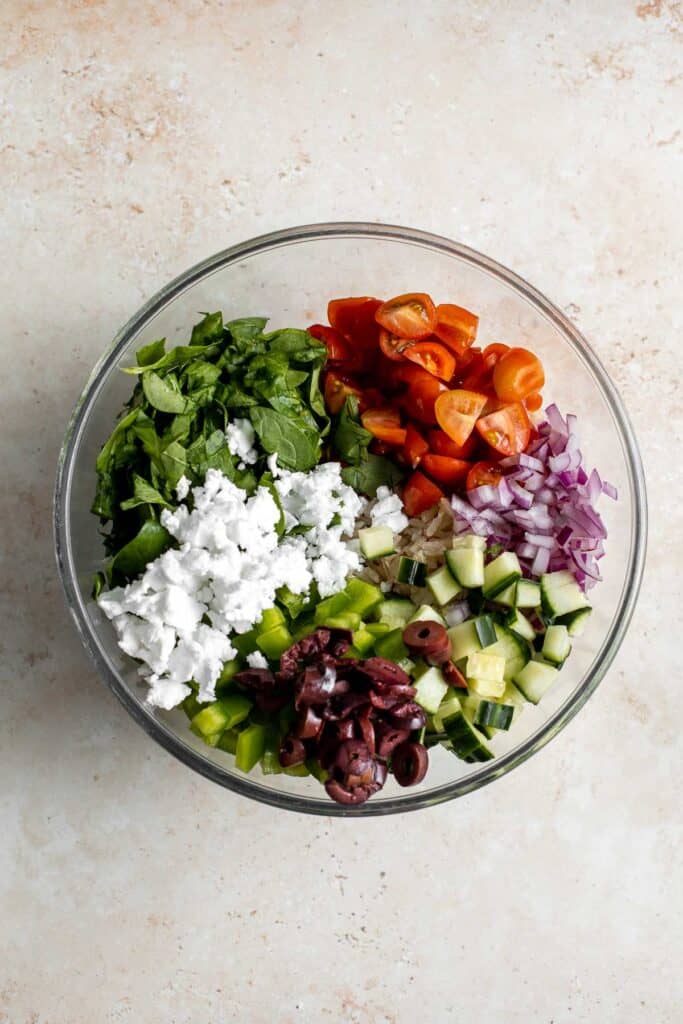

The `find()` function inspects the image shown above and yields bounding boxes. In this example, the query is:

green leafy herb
[111,520,172,580]
[142,371,195,414]
[333,396,372,465]
[341,455,405,496]
[250,406,321,471]
[120,474,173,511]
[191,311,223,345]
[136,338,167,367]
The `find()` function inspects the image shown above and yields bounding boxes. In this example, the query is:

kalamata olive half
[375,724,411,758]
[279,734,306,768]
[333,739,375,787]
[391,740,429,787]
[402,620,452,663]
[295,705,324,739]
[325,779,370,805]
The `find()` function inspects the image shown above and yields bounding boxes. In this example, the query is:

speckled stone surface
[1,2,681,1022]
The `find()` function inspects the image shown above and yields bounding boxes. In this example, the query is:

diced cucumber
[442,706,494,761]
[374,627,409,662]
[314,591,350,624]
[406,603,446,627]
[216,728,239,754]
[256,624,295,660]
[513,660,559,704]
[542,624,571,666]
[474,700,514,731]
[446,536,485,588]
[540,570,590,620]
[506,608,536,642]
[426,564,462,606]
[413,665,449,714]
[235,723,267,772]
[494,581,517,607]
[466,651,505,683]
[318,611,362,631]
[468,676,506,699]
[352,627,376,657]
[359,524,395,559]
[398,656,416,675]
[344,577,383,617]
[432,694,464,732]
[377,597,414,629]
[258,606,287,633]
[500,680,527,719]
[447,614,497,661]
[482,623,530,681]
[482,551,522,599]
[397,556,427,586]
[516,579,541,608]
[557,606,592,637]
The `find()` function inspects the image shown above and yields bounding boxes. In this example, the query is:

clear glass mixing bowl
[54,223,647,816]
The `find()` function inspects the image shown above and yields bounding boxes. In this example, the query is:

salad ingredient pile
[92,294,615,805]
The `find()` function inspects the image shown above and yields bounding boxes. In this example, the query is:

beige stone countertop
[2,2,681,1022]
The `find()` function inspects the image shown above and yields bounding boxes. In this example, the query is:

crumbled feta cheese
[370,485,409,533]
[267,452,280,477]
[98,464,367,708]
[176,475,191,501]
[226,417,257,465]
[247,651,269,669]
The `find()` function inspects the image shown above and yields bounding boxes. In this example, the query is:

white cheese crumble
[370,485,409,533]
[175,475,191,501]
[225,417,258,465]
[97,464,366,709]
[246,650,269,669]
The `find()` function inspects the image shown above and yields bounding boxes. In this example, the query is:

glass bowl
[54,223,647,816]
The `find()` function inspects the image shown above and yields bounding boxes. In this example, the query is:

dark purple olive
[362,657,411,687]
[391,740,429,787]
[370,759,388,791]
[295,664,342,708]
[279,734,306,768]
[356,711,375,754]
[334,692,371,718]
[375,724,411,758]
[324,779,370,805]
[387,701,427,732]
[402,621,452,663]
[369,690,402,711]
[295,705,323,739]
[333,739,374,787]
[370,682,416,701]
[442,660,468,690]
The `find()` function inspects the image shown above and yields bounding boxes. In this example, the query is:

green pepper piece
[343,577,383,617]
[352,627,376,657]
[256,624,294,660]
[214,658,243,695]
[258,606,287,633]
[374,627,409,662]
[235,724,267,772]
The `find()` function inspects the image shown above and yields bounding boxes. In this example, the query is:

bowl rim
[54,221,648,816]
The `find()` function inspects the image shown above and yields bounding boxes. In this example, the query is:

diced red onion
[602,480,618,500]
[525,532,555,549]
[532,547,550,575]
[445,601,471,627]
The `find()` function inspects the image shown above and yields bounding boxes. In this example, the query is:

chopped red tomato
[403,471,444,517]
[433,304,478,356]
[308,324,354,364]
[525,391,543,412]
[361,408,406,446]
[375,293,437,340]
[421,453,471,486]
[427,428,478,460]
[328,297,382,346]
[393,363,448,425]
[323,373,362,414]
[434,389,488,446]
[466,460,503,490]
[404,423,429,468]
[459,351,495,394]
[475,402,531,456]
[379,328,412,362]
[403,340,456,382]
[482,342,510,367]
[493,347,545,402]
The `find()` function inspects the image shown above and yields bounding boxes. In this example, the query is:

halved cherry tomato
[393,363,448,425]
[493,347,545,402]
[308,324,354,364]
[375,293,437,340]
[475,402,531,456]
[328,297,382,346]
[379,327,413,361]
[466,460,503,491]
[427,428,478,460]
[482,342,510,367]
[525,391,543,413]
[361,408,406,446]
[434,389,488,446]
[370,439,392,456]
[421,454,471,486]
[404,423,429,468]
[433,304,478,356]
[323,372,362,414]
[403,340,456,382]
[403,471,445,517]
